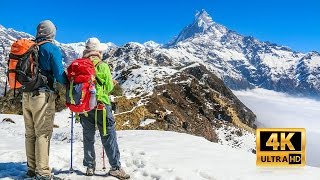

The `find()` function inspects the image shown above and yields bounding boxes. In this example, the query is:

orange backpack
[5,39,48,95]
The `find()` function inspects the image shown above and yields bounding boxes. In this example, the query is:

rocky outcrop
[0,90,23,114]
[111,64,256,142]
[0,83,66,115]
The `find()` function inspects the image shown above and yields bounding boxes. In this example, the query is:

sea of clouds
[234,88,320,167]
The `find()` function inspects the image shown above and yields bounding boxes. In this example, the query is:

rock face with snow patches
[104,42,256,142]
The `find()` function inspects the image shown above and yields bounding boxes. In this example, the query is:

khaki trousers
[22,91,55,176]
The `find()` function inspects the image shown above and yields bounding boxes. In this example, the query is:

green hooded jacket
[91,57,114,105]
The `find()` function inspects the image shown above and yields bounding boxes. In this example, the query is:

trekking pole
[69,111,74,173]
[102,146,106,170]
[4,77,8,96]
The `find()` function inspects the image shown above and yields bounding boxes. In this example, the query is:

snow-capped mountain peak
[168,10,227,46]
[194,9,214,29]
[143,41,161,49]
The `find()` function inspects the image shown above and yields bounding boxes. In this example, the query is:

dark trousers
[80,105,121,169]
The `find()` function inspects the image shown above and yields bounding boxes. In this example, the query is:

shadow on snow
[0,162,27,179]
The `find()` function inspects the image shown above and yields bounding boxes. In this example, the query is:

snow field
[1,109,320,180]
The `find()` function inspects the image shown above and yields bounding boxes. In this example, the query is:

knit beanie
[83,38,108,58]
[36,20,56,40]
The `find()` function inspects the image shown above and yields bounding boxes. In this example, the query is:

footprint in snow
[196,170,217,180]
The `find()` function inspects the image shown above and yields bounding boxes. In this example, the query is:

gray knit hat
[36,20,56,40]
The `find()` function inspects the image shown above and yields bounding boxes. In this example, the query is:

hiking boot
[51,175,63,180]
[85,167,95,176]
[33,174,49,180]
[25,169,36,178]
[108,167,130,179]
[33,174,62,180]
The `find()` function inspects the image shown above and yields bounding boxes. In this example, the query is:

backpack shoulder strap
[93,60,104,86]
[37,40,52,46]
[34,40,54,89]
[94,60,103,67]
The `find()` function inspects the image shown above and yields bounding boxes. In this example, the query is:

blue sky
[0,0,319,52]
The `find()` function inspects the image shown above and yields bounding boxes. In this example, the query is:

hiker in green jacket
[79,37,130,179]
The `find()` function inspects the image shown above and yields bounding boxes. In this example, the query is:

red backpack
[66,58,97,113]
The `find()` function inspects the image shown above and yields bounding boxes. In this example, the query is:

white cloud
[234,88,320,167]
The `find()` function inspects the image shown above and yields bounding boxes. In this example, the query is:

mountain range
[0,10,319,148]
[168,10,319,97]
[1,10,319,98]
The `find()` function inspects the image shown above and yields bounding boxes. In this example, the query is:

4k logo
[256,128,306,167]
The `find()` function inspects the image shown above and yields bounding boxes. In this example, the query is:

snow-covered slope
[0,111,319,180]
